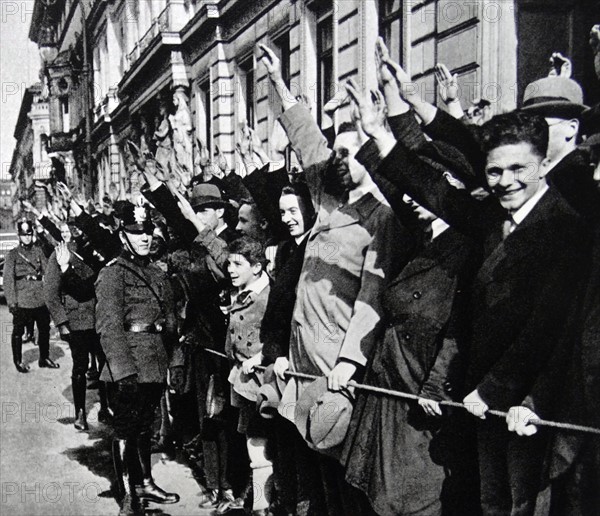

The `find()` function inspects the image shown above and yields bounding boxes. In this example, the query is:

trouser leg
[33,306,51,362]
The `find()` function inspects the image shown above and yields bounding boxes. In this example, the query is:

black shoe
[39,358,60,369]
[98,408,113,425]
[74,409,88,431]
[136,479,180,504]
[15,362,30,373]
[198,488,219,509]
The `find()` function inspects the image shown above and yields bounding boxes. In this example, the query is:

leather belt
[15,275,42,281]
[124,322,165,334]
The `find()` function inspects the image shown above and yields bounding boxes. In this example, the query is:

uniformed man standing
[3,220,59,372]
[95,203,180,516]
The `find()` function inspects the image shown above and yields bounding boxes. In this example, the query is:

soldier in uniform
[95,203,181,516]
[3,220,59,372]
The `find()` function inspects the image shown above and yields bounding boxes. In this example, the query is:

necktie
[502,217,516,240]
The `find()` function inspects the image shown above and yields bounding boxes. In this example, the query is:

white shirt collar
[238,271,269,296]
[215,223,227,236]
[431,218,450,240]
[511,183,549,225]
[295,232,309,245]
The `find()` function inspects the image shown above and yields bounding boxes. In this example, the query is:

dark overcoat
[343,226,480,516]
[44,246,96,331]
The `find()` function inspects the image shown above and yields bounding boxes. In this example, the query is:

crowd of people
[4,25,600,516]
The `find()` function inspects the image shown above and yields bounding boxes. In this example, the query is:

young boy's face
[227,253,261,289]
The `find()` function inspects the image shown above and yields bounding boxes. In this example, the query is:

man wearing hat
[3,219,57,372]
[521,72,600,221]
[95,202,180,515]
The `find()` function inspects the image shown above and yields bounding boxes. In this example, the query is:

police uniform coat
[95,252,177,383]
[44,246,96,331]
[3,243,47,309]
[277,104,414,419]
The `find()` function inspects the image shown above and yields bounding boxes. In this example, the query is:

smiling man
[364,108,590,516]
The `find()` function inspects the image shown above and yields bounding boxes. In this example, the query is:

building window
[198,80,212,154]
[239,57,255,128]
[379,0,403,64]
[60,97,70,132]
[317,12,333,126]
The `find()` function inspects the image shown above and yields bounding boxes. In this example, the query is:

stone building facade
[27,0,600,201]
[9,83,52,219]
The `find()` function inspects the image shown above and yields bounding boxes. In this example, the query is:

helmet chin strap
[122,232,150,262]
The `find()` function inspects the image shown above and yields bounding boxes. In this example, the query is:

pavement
[0,303,213,516]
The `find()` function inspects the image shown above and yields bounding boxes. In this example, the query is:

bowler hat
[294,376,354,455]
[521,76,588,119]
[189,183,229,210]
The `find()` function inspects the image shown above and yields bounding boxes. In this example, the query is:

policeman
[95,203,180,516]
[3,220,59,372]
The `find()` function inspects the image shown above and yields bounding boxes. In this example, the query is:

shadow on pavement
[22,342,65,368]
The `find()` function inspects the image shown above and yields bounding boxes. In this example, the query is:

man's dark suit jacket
[375,140,590,411]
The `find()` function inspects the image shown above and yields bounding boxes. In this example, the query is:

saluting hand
[55,241,71,270]
[258,44,282,81]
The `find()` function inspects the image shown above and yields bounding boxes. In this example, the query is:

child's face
[227,253,260,289]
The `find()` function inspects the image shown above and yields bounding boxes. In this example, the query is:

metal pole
[81,1,92,198]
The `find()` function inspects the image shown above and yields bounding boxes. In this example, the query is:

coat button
[247,342,252,347]
[230,329,234,334]
[238,335,242,340]
[403,333,411,341]
[239,315,244,320]
[412,291,422,299]
[443,381,453,394]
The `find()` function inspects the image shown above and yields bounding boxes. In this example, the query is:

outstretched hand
[435,63,459,103]
[55,241,71,269]
[548,52,572,78]
[345,79,388,138]
[258,44,282,81]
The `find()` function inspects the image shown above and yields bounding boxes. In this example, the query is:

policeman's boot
[72,375,88,431]
[113,439,143,516]
[12,335,29,373]
[136,433,180,504]
[97,382,113,424]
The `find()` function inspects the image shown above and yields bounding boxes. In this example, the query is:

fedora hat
[190,183,229,210]
[256,364,288,419]
[294,376,354,455]
[521,76,588,119]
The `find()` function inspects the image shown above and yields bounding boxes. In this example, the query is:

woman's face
[280,194,305,237]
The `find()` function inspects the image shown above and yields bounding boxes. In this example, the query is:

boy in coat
[224,236,272,515]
